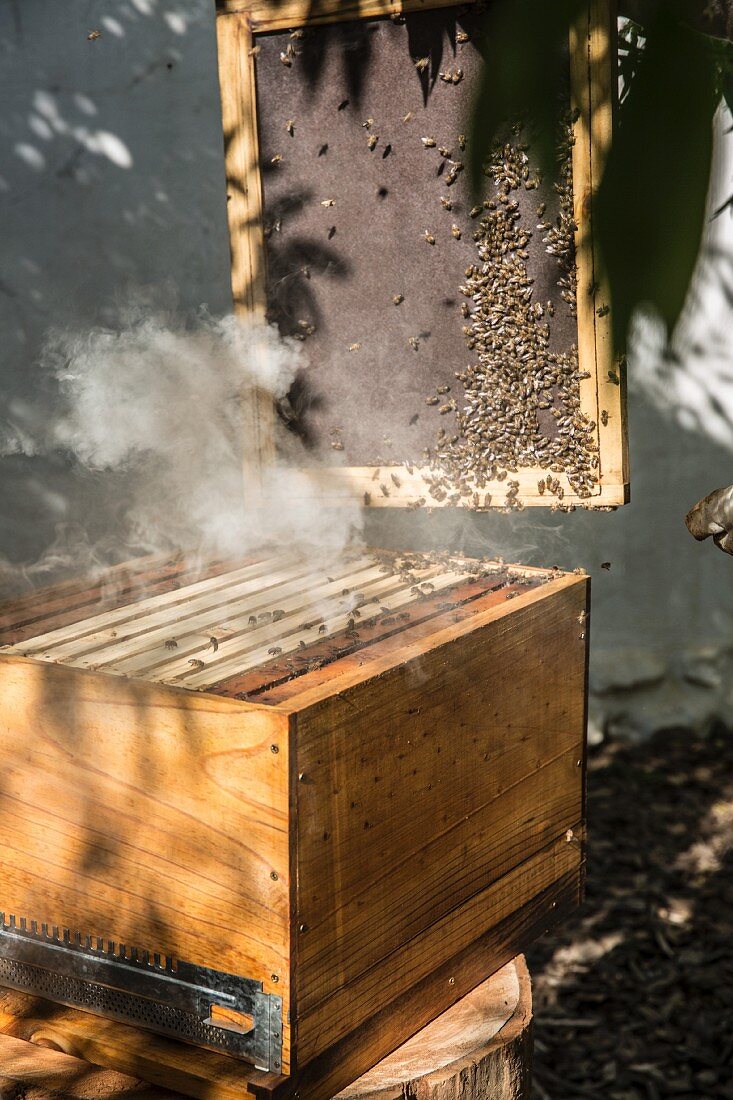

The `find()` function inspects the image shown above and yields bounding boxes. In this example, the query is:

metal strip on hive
[0,913,283,1072]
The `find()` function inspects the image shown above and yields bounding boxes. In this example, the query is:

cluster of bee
[423,120,598,508]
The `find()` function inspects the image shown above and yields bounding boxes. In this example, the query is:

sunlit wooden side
[571,0,628,502]
[216,11,277,491]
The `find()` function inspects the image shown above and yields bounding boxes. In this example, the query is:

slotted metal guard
[0,913,283,1072]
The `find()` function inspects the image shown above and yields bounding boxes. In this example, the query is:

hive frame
[215,0,627,508]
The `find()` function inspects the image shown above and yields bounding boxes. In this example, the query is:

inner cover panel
[255,8,596,500]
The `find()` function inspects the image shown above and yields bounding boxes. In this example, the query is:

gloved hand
[686,485,733,555]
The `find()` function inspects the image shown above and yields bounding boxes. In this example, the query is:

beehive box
[0,548,588,1098]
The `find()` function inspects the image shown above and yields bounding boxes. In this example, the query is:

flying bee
[362,117,374,129]
[415,57,429,71]
[271,154,283,165]
[320,198,335,207]
[87,29,102,40]
[421,136,436,148]
[285,119,295,135]
[424,231,436,245]
[348,342,361,352]
[367,134,378,150]
[438,146,452,158]
[409,336,420,350]
[451,225,461,240]
[403,111,413,123]
[318,624,327,634]
[290,28,305,38]
[456,30,470,43]
[393,293,404,305]
[441,196,453,210]
[208,636,219,653]
[279,51,293,66]
[248,43,261,57]
[248,615,257,626]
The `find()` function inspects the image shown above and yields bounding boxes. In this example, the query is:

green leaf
[469,0,586,197]
[595,5,718,349]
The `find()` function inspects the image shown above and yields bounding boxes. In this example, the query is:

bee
[441,197,453,210]
[451,225,461,240]
[409,413,419,425]
[164,639,178,650]
[380,483,390,497]
[392,294,404,305]
[87,29,102,40]
[188,659,205,670]
[272,610,286,622]
[577,611,587,625]
[299,640,307,649]
[469,205,482,218]
[248,615,257,626]
[364,491,372,505]
[318,624,327,634]
[248,43,261,57]
[421,137,437,148]
[538,480,545,495]
[367,134,378,150]
[409,336,420,350]
[279,51,293,67]
[271,154,283,165]
[600,409,609,426]
[328,225,336,239]
[601,561,611,571]
[457,30,470,43]
[436,384,450,394]
[208,636,219,653]
[439,403,455,414]
[268,646,283,657]
[403,111,413,123]
[285,119,295,135]
[290,28,305,38]
[331,440,344,450]
[415,57,429,72]
[424,231,436,245]
[320,198,335,207]
[362,118,374,129]
[348,342,361,352]
[391,473,402,487]
[597,304,610,317]
[458,134,467,150]
[438,146,452,158]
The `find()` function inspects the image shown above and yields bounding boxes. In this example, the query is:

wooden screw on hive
[0,2,625,1098]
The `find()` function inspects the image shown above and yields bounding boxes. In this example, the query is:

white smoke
[0,304,362,594]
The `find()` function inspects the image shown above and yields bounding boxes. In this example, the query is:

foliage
[469,0,724,350]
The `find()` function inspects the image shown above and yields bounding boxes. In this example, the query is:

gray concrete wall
[3,0,733,699]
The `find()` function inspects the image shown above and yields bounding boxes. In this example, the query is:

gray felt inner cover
[255,9,575,467]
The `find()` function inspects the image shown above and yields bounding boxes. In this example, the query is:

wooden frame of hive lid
[0,549,589,1098]
[215,0,628,510]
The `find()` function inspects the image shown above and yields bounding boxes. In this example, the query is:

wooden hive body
[0,550,588,1098]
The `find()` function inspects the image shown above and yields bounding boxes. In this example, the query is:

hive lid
[215,0,628,511]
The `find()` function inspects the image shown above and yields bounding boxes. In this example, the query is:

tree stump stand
[0,958,532,1099]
